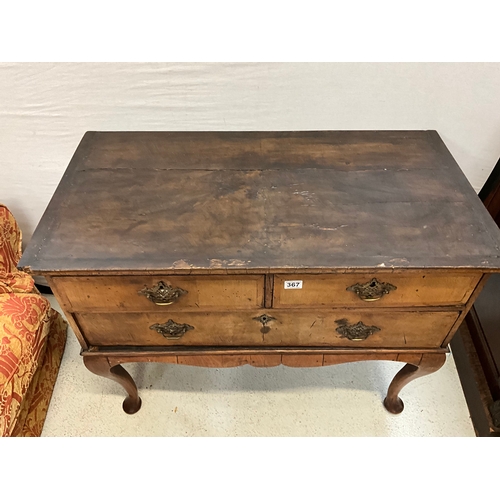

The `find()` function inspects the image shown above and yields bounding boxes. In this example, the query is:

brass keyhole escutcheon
[253,313,277,334]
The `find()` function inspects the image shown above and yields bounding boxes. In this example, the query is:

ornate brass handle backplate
[139,281,187,305]
[346,278,397,301]
[335,319,380,341]
[150,319,194,340]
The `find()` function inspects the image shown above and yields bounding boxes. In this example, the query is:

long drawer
[51,275,265,312]
[274,273,481,308]
[75,309,460,348]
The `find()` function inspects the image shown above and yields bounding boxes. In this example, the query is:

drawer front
[51,275,265,312]
[274,273,481,308]
[76,309,459,348]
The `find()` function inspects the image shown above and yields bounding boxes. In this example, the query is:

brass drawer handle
[139,281,187,305]
[335,319,380,341]
[150,319,194,340]
[253,313,276,334]
[346,278,397,301]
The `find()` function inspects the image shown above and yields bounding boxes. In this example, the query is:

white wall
[1,62,500,244]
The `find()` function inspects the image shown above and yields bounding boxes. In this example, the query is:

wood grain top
[19,131,500,273]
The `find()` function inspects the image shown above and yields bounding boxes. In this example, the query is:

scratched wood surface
[75,309,459,348]
[19,131,500,273]
[50,275,265,312]
[104,352,425,368]
[273,272,481,308]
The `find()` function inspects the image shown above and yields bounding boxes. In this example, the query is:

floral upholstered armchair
[0,204,67,437]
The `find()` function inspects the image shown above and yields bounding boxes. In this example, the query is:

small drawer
[273,273,481,308]
[76,309,459,348]
[51,275,265,312]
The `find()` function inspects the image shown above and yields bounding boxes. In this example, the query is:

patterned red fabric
[0,293,51,436]
[0,204,34,293]
[0,203,67,436]
[11,309,67,437]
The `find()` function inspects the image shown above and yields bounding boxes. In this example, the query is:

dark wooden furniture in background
[451,157,500,436]
[18,131,500,420]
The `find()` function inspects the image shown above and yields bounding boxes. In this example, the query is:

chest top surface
[19,131,500,273]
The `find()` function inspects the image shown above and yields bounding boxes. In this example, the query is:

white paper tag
[284,280,303,289]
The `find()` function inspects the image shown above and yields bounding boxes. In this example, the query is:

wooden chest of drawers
[18,131,500,417]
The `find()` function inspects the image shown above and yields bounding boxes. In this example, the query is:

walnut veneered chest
[19,131,500,417]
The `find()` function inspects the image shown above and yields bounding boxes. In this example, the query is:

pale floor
[41,295,476,437]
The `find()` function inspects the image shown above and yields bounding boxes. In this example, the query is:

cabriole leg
[83,356,142,414]
[384,353,446,414]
